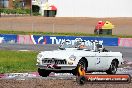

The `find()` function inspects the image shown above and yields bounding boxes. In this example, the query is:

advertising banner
[46,36,118,46]
[0,34,17,44]
[17,35,118,46]
[0,34,119,46]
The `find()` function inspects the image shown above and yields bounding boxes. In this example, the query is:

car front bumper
[37,64,76,71]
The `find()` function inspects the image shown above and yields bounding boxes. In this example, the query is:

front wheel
[76,76,86,85]
[38,68,51,77]
[72,59,87,76]
[106,60,117,74]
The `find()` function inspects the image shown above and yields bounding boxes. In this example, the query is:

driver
[74,39,82,48]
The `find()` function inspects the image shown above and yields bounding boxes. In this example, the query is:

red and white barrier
[118,38,132,47]
[0,74,6,78]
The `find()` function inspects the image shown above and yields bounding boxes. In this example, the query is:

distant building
[32,0,57,17]
[34,0,132,17]
[32,0,132,17]
[32,0,48,16]
[0,0,31,9]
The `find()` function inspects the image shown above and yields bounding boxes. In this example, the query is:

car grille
[42,58,67,64]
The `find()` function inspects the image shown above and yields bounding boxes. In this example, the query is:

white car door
[95,52,109,70]
[86,52,100,71]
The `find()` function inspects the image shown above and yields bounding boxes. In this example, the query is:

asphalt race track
[0,44,132,61]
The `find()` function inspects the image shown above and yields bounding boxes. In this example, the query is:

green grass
[0,30,132,38]
[0,50,38,73]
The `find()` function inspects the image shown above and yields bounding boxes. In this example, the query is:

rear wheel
[38,68,51,77]
[106,60,118,74]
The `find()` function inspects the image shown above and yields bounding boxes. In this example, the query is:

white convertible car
[36,40,124,77]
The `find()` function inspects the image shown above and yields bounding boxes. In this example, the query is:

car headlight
[69,55,76,61]
[37,57,42,65]
[37,54,42,59]
[37,58,40,62]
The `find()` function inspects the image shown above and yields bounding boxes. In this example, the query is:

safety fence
[0,34,121,46]
[0,22,94,34]
[118,38,132,47]
[0,34,131,47]
[0,34,117,46]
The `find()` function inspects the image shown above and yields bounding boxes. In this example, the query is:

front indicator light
[68,61,73,65]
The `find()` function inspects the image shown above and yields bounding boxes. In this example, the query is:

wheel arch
[106,58,119,74]
[78,57,88,69]
[71,57,88,75]
[112,58,119,67]
[107,58,119,69]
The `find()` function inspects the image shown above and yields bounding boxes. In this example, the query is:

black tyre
[78,59,87,71]
[106,60,118,74]
[38,68,51,77]
[72,59,87,76]
[76,76,86,85]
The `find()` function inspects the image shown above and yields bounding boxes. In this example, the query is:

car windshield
[59,40,92,50]
[59,40,103,51]
[59,41,73,49]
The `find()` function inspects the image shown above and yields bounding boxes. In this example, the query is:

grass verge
[0,30,132,38]
[0,50,38,73]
